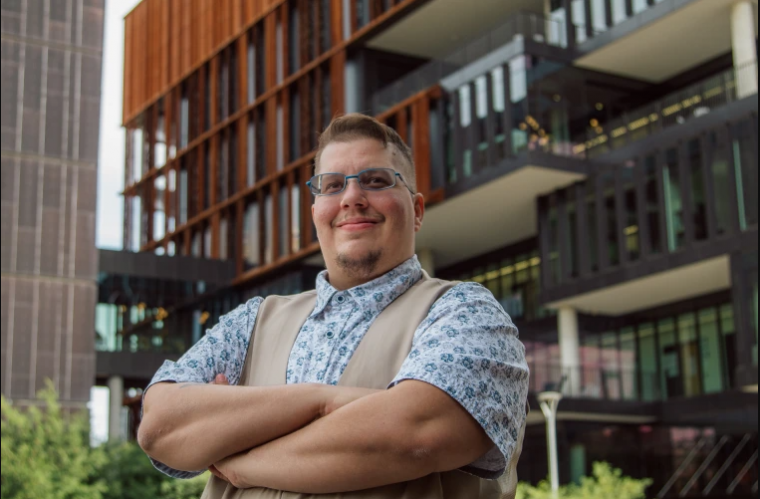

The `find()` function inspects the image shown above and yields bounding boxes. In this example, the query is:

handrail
[577,61,759,158]
[372,12,575,114]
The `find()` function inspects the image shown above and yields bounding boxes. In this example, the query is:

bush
[1,382,209,499]
[517,462,652,499]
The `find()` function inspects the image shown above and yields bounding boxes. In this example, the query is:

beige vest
[202,273,525,499]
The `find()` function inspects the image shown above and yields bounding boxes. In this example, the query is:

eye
[364,176,392,188]
[323,181,344,193]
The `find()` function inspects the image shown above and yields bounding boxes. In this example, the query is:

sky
[90,0,143,446]
[96,0,143,250]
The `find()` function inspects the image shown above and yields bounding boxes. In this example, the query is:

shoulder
[436,281,502,308]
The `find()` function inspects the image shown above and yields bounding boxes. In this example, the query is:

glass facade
[541,115,757,288]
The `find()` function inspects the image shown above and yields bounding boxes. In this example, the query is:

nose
[340,177,369,209]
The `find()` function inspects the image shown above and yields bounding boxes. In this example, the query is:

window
[279,185,289,257]
[638,324,659,401]
[130,127,144,182]
[678,313,701,397]
[247,119,255,187]
[658,318,681,399]
[130,196,142,251]
[180,85,189,148]
[204,144,211,210]
[720,304,737,387]
[709,132,732,235]
[277,103,284,171]
[321,65,332,128]
[644,155,662,253]
[229,126,238,196]
[733,125,755,230]
[265,193,274,264]
[219,218,228,260]
[688,139,708,241]
[319,0,332,53]
[155,103,167,168]
[289,0,300,74]
[247,32,256,103]
[620,327,638,401]
[153,176,166,242]
[292,182,301,252]
[698,308,724,394]
[602,173,619,266]
[663,148,684,252]
[586,182,599,271]
[622,166,639,260]
[257,111,267,180]
[355,0,370,29]
[204,65,211,131]
[167,168,177,232]
[244,202,260,269]
[548,198,560,285]
[290,88,301,161]
[204,224,212,258]
[218,133,228,203]
[276,17,284,84]
[459,85,473,177]
[179,166,188,225]
[601,332,621,400]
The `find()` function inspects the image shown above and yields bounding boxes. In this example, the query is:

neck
[326,254,414,291]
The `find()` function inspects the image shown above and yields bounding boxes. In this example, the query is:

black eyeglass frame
[306,167,416,197]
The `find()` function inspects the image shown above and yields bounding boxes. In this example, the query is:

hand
[213,453,254,489]
[210,374,230,386]
[321,386,383,418]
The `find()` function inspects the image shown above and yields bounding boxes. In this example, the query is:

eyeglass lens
[311,168,396,195]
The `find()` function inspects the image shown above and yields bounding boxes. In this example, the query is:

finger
[216,374,229,385]
[209,465,228,482]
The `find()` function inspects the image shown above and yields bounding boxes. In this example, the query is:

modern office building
[106,0,758,496]
[1,0,104,409]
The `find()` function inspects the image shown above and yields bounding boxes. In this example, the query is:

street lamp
[538,390,564,498]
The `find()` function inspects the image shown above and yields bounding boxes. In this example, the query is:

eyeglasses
[306,168,415,196]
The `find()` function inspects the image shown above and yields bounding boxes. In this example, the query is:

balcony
[371,12,574,115]
[576,62,759,159]
[574,0,742,83]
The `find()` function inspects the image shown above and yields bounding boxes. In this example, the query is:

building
[1,0,105,410]
[107,0,758,496]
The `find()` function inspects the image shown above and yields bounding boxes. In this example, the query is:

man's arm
[214,380,494,493]
[139,382,379,472]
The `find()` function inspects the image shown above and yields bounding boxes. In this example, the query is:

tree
[517,462,652,499]
[2,382,209,499]
[1,382,107,499]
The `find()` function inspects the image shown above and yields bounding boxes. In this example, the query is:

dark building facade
[1,0,104,409]
[109,0,758,496]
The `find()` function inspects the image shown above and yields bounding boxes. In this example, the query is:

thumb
[215,374,229,385]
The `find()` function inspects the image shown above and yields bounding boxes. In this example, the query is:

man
[139,114,530,498]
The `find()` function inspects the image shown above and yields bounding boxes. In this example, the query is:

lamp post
[538,390,563,498]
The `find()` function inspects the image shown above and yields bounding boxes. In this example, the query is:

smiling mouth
[338,221,379,231]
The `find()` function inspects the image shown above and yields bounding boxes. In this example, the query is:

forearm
[218,382,490,493]
[139,382,326,471]
[220,391,435,493]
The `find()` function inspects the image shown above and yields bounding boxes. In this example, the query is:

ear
[413,193,425,232]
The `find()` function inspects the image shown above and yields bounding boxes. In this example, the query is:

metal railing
[372,12,571,114]
[577,61,759,158]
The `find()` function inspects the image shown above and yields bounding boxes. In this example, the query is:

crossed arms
[138,378,494,493]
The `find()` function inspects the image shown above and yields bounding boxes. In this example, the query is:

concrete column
[731,1,758,99]
[108,376,124,443]
[417,248,436,278]
[558,306,581,396]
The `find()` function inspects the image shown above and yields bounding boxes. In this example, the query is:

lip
[336,218,381,231]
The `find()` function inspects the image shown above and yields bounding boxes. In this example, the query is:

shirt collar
[312,255,423,317]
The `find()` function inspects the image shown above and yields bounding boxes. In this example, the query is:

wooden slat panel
[330,50,346,116]
[413,99,431,198]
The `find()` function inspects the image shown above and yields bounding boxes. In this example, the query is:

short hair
[315,113,417,193]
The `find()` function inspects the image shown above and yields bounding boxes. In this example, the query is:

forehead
[318,138,397,174]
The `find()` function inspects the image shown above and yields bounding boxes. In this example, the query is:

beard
[335,249,383,279]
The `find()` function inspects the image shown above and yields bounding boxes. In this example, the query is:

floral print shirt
[147,256,529,481]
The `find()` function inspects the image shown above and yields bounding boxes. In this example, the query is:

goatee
[335,250,382,279]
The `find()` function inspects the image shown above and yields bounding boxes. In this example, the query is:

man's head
[311,114,424,290]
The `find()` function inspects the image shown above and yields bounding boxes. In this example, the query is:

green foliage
[517,463,652,499]
[1,382,209,499]
[1,381,107,499]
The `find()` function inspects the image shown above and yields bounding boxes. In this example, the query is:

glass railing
[530,363,662,402]
[576,62,759,158]
[372,12,571,114]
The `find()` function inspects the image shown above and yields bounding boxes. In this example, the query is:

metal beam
[703,434,751,495]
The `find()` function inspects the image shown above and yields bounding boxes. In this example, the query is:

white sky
[96,0,143,250]
[91,0,143,444]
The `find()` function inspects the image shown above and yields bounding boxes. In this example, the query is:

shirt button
[336,295,345,303]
